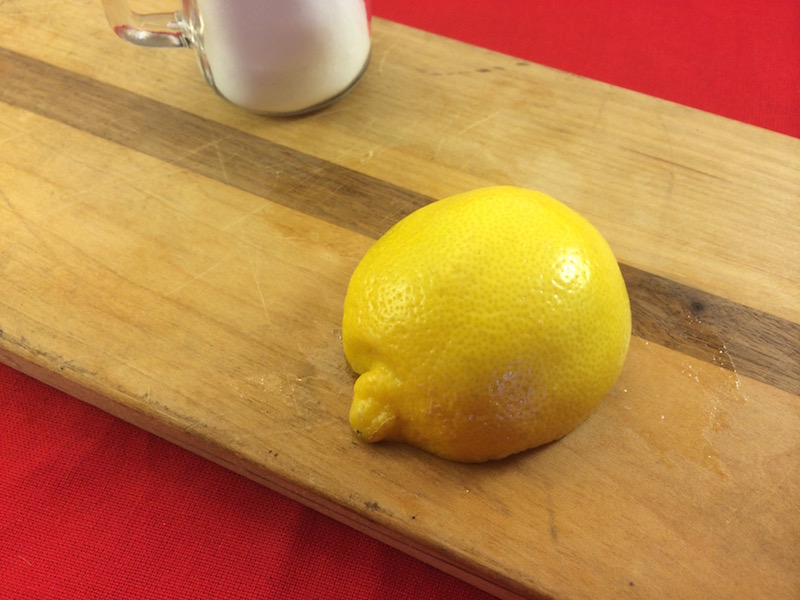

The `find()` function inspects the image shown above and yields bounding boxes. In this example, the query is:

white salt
[194,0,371,114]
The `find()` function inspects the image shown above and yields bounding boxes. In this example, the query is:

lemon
[342,186,631,462]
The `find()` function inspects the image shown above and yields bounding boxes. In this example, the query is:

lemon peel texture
[342,186,631,462]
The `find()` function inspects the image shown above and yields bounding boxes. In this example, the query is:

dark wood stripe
[3,48,798,396]
[623,265,800,395]
[0,47,428,239]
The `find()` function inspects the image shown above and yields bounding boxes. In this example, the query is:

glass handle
[101,0,189,48]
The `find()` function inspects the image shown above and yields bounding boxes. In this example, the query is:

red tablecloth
[2,1,798,598]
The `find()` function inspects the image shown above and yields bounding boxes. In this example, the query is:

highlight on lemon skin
[342,186,631,463]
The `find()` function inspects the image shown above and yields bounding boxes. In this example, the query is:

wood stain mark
[2,48,798,396]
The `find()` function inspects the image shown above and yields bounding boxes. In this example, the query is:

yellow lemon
[342,186,631,462]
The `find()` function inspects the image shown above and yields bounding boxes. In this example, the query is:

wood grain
[1,3,799,599]
[4,47,797,397]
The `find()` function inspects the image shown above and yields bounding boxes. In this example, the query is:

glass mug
[101,0,372,115]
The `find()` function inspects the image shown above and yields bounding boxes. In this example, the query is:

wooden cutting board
[1,2,799,598]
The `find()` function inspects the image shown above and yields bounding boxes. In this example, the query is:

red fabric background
[2,1,798,598]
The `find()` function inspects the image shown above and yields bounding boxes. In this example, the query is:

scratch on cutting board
[215,142,230,184]
[434,110,503,158]
[455,110,504,137]
[377,42,399,75]
[248,255,270,322]
[173,134,238,172]
[221,200,272,234]
[377,97,440,150]
[318,141,369,167]
[164,249,236,297]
